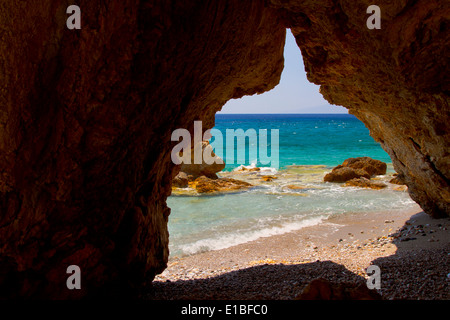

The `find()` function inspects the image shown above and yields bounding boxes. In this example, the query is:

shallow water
[168,165,416,258]
[167,114,417,258]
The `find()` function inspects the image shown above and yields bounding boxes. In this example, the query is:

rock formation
[172,172,189,188]
[0,0,448,298]
[344,177,387,190]
[177,141,226,180]
[324,166,371,183]
[172,140,225,187]
[189,176,253,194]
[341,157,387,177]
[324,157,386,183]
[278,0,449,218]
[390,174,406,185]
[172,141,252,193]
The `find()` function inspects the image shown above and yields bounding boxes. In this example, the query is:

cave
[0,0,448,298]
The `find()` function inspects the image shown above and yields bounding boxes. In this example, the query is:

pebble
[149,218,450,300]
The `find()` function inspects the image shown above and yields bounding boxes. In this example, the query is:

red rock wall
[0,0,285,298]
[0,0,448,298]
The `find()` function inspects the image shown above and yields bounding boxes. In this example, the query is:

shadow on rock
[146,260,381,300]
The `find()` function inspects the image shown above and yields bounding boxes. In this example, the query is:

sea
[167,114,418,258]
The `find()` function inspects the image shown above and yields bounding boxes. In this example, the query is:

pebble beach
[147,206,449,300]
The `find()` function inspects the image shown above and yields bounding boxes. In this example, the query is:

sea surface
[167,114,417,258]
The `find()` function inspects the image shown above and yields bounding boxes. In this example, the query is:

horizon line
[215,112,352,115]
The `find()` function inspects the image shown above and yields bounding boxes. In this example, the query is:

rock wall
[0,0,285,298]
[0,0,448,298]
[272,0,449,218]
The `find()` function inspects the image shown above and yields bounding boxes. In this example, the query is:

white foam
[259,167,278,174]
[232,163,278,174]
[177,215,325,256]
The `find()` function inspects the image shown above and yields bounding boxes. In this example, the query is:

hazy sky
[218,30,348,114]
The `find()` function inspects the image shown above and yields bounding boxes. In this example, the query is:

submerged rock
[236,165,261,172]
[393,185,408,192]
[344,177,387,190]
[172,140,226,189]
[389,173,406,185]
[285,184,307,190]
[189,176,253,194]
[261,175,278,182]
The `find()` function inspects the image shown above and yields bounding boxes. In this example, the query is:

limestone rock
[236,166,261,172]
[279,0,449,217]
[189,176,253,194]
[179,141,226,179]
[261,175,278,182]
[390,174,406,185]
[324,157,387,183]
[173,172,189,188]
[285,184,307,190]
[344,177,387,190]
[342,157,387,177]
[393,185,408,192]
[0,0,285,298]
[0,0,448,299]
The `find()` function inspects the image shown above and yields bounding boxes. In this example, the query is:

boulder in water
[324,157,387,183]
[190,176,252,194]
[324,166,371,183]
[178,141,225,179]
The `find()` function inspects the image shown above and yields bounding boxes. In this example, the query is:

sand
[146,204,449,300]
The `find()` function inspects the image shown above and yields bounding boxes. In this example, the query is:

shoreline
[148,205,449,299]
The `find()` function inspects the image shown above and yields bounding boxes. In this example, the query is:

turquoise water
[213,114,392,170]
[167,114,417,258]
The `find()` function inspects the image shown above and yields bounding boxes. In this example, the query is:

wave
[175,215,325,257]
[232,163,278,174]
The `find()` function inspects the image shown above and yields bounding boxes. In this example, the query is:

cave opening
[164,30,418,264]
[2,0,448,300]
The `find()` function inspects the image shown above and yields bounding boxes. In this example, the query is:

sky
[218,30,348,114]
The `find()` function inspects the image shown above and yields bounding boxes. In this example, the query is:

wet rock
[342,157,387,177]
[173,172,189,188]
[236,166,261,172]
[285,184,307,190]
[392,185,408,192]
[344,177,387,190]
[179,141,226,179]
[190,176,253,194]
[324,157,387,183]
[389,173,406,185]
[324,166,371,183]
[261,175,278,182]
